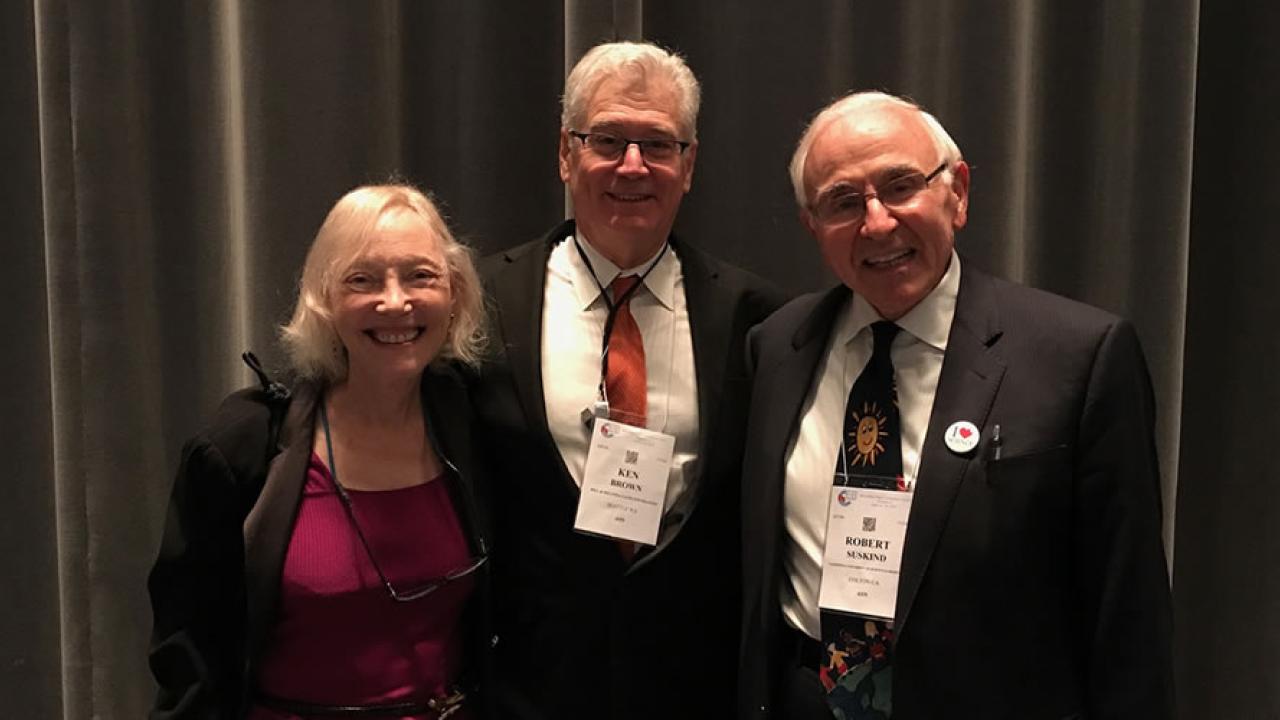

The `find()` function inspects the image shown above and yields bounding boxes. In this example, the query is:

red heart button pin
[945,421,981,454]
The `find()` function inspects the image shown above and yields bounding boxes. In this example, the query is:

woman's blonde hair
[280,184,486,381]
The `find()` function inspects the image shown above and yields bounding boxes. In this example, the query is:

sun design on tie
[848,401,890,467]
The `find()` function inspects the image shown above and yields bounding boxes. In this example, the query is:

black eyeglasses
[810,161,950,225]
[318,402,486,602]
[329,477,489,602]
[569,130,691,162]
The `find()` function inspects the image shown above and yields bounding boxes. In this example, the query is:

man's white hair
[789,91,962,207]
[562,41,701,140]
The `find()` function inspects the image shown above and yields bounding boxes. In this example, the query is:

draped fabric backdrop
[2,1,1274,717]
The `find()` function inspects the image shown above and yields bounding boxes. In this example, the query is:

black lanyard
[571,237,669,405]
[318,402,413,601]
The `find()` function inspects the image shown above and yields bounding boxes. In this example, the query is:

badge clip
[580,400,610,428]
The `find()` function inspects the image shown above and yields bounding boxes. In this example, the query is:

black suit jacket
[473,220,785,720]
[148,368,492,719]
[739,263,1174,719]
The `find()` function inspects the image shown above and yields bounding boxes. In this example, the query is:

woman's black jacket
[147,366,493,719]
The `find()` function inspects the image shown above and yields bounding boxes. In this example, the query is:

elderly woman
[148,184,490,719]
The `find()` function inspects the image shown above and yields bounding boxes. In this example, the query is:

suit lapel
[242,382,318,669]
[674,239,725,491]
[617,238,729,568]
[618,239,732,569]
[490,222,578,493]
[894,267,1006,636]
[743,288,845,703]
[752,287,850,595]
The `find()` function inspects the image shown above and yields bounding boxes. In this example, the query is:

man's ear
[680,141,698,193]
[558,129,573,183]
[800,206,817,237]
[949,160,971,229]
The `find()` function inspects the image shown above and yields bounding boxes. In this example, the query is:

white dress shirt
[781,251,962,638]
[542,232,700,516]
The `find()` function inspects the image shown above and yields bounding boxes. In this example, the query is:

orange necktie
[605,275,646,563]
[605,275,646,428]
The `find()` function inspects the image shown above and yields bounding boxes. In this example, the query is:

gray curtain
[2,0,1272,717]
[1173,2,1280,718]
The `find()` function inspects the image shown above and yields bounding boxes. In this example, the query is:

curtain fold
[1174,1,1280,716]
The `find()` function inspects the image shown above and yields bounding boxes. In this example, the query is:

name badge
[573,419,675,545]
[817,484,912,620]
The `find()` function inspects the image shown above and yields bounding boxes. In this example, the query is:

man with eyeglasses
[738,91,1173,718]
[472,41,784,720]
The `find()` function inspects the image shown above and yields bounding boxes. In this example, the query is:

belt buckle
[426,688,466,719]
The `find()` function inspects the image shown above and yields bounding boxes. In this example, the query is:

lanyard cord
[571,237,669,404]
[318,401,404,599]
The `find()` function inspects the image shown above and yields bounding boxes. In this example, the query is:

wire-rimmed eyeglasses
[809,161,950,225]
[569,130,692,162]
[330,477,489,602]
[318,402,486,603]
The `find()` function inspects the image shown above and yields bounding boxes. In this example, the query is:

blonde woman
[149,184,490,719]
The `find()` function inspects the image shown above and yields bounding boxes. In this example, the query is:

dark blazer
[148,367,492,720]
[739,263,1174,719]
[472,220,786,720]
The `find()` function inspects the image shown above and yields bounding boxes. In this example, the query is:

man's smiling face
[559,74,697,267]
[801,102,969,320]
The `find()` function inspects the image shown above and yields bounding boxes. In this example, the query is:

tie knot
[870,321,900,355]
[610,275,642,303]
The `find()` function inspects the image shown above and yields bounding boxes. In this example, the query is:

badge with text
[818,484,913,620]
[573,419,676,545]
[944,420,980,454]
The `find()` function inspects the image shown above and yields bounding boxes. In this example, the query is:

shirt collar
[835,249,961,351]
[566,230,677,311]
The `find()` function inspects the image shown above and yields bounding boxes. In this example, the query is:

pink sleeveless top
[248,454,475,720]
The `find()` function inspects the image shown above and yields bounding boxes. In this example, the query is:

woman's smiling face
[330,209,454,382]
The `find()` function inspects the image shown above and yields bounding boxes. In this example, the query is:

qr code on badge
[862,517,877,532]
[624,450,639,464]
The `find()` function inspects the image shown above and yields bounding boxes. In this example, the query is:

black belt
[254,688,465,718]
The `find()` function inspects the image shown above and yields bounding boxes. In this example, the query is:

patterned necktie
[605,275,646,428]
[821,320,901,718]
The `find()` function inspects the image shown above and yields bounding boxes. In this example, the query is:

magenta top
[249,454,476,720]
